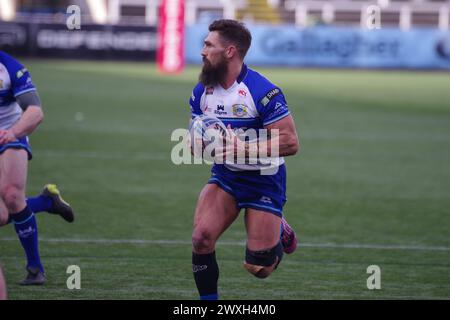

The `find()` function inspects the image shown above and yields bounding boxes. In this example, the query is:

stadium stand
[0,0,448,29]
[282,1,449,29]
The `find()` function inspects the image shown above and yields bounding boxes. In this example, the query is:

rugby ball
[189,114,228,157]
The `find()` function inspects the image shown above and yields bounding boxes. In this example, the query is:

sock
[26,195,53,213]
[11,206,44,272]
[5,196,53,225]
[192,251,219,300]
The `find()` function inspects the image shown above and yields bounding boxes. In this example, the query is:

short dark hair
[208,19,252,59]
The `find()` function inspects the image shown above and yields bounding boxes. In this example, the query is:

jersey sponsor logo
[261,96,270,106]
[275,102,283,109]
[238,89,247,97]
[267,88,280,99]
[266,106,289,122]
[232,104,248,117]
[214,104,227,115]
[16,68,27,79]
[206,87,214,95]
[261,88,280,107]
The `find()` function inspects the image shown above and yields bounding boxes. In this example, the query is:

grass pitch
[0,60,449,299]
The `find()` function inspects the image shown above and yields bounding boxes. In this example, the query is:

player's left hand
[0,130,18,145]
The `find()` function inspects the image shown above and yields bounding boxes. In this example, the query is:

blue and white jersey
[0,51,36,130]
[189,64,290,171]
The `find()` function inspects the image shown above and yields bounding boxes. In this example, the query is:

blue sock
[11,206,44,272]
[5,196,53,225]
[200,293,219,300]
[27,195,53,213]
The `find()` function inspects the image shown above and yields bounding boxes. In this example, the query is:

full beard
[199,57,228,87]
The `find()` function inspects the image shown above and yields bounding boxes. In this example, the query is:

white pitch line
[1,237,449,252]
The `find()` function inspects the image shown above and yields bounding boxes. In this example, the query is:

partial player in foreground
[0,51,75,285]
[189,20,300,300]
[0,266,6,300]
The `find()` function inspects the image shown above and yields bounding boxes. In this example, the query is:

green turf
[0,60,449,299]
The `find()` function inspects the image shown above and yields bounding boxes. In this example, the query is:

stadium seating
[281,1,449,29]
[0,0,448,29]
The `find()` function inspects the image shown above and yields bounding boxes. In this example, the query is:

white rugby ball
[189,114,228,157]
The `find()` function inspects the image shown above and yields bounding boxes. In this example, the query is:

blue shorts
[208,164,287,217]
[0,137,32,160]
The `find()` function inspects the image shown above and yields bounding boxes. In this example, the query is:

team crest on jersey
[0,79,3,89]
[238,89,247,97]
[206,87,214,95]
[232,104,248,117]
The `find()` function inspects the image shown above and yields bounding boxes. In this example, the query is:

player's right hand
[0,130,17,145]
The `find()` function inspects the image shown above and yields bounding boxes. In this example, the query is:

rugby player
[189,20,300,300]
[0,266,6,300]
[0,51,74,285]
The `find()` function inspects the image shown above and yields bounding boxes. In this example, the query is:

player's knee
[1,185,25,213]
[243,242,283,279]
[192,230,215,253]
